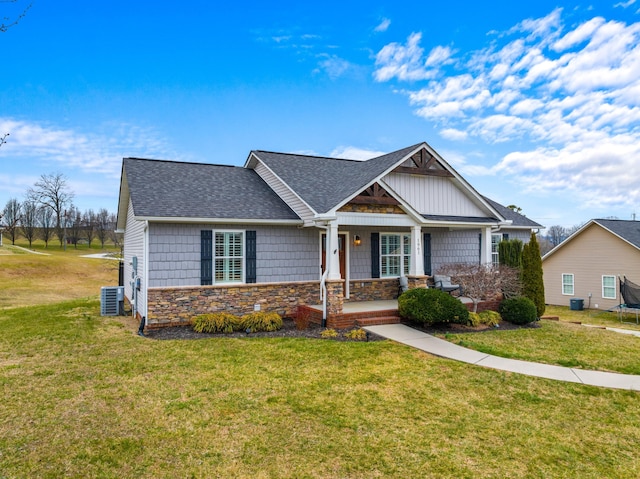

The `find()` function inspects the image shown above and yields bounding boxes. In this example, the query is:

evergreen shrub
[191,312,241,333]
[241,311,283,332]
[499,297,537,325]
[398,288,469,326]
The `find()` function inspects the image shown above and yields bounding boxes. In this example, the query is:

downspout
[138,220,149,336]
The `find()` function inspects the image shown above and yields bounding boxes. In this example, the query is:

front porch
[298,300,403,329]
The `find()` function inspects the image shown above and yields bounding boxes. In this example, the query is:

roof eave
[135,216,304,226]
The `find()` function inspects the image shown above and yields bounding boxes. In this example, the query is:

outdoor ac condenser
[101,286,124,316]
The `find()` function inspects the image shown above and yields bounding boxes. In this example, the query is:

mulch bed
[143,318,540,341]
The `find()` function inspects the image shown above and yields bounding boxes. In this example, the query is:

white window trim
[214,229,245,284]
[602,275,616,300]
[562,273,574,296]
[380,232,411,278]
[491,234,502,267]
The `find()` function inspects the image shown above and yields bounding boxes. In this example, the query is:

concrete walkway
[364,323,640,391]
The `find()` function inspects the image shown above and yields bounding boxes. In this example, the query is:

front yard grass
[441,305,640,374]
[2,299,640,478]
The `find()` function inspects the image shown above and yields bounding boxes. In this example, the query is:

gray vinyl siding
[123,199,146,315]
[148,223,319,287]
[501,229,532,243]
[428,229,481,274]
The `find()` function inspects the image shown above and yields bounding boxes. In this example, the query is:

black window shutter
[478,233,482,264]
[423,233,432,276]
[246,230,257,283]
[201,230,212,285]
[371,232,380,278]
[502,233,509,241]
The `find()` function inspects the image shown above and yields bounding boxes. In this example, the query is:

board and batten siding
[383,173,488,217]
[123,198,147,317]
[253,162,314,222]
[543,223,640,310]
[148,223,320,287]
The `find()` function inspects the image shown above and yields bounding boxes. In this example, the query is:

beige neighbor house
[542,219,640,311]
[117,141,542,330]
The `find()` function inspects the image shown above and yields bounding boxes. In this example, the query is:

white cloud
[374,32,439,82]
[315,54,353,79]
[329,146,387,160]
[374,18,391,33]
[372,8,640,213]
[439,128,468,141]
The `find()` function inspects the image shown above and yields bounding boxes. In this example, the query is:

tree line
[1,172,121,249]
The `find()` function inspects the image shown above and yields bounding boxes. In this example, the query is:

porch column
[409,225,424,276]
[480,226,492,265]
[327,220,341,280]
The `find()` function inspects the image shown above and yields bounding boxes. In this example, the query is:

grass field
[2,240,640,478]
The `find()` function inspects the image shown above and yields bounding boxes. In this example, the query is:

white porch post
[409,225,423,276]
[480,226,492,265]
[327,220,341,280]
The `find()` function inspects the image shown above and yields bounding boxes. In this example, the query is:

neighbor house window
[215,231,244,283]
[562,274,574,295]
[602,275,616,299]
[380,233,410,277]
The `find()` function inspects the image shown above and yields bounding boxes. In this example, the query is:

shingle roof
[123,158,300,221]
[594,219,640,249]
[483,196,544,229]
[252,144,421,214]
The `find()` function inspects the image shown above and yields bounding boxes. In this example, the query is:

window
[215,231,244,283]
[562,274,574,295]
[602,275,616,299]
[491,234,502,267]
[380,233,410,277]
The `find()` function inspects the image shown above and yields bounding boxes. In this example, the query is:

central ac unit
[101,286,124,316]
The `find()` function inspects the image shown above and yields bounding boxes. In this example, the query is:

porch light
[353,235,361,247]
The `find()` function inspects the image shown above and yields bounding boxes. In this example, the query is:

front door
[321,234,346,279]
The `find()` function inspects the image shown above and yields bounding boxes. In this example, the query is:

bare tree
[0,1,32,33]
[95,208,110,248]
[0,132,8,147]
[437,263,522,313]
[546,225,567,247]
[38,206,54,248]
[2,198,21,245]
[83,209,96,248]
[28,173,75,247]
[67,206,82,248]
[107,212,122,248]
[20,200,38,247]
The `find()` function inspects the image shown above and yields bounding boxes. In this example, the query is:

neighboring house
[542,219,640,310]
[116,142,542,329]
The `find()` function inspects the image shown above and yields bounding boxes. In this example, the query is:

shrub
[499,297,537,325]
[468,310,501,327]
[398,288,469,326]
[522,233,546,317]
[345,328,367,341]
[321,328,338,339]
[191,312,241,333]
[241,311,283,332]
[479,310,501,327]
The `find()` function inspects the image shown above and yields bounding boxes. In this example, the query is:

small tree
[83,209,96,248]
[438,263,522,313]
[95,208,110,248]
[2,198,21,245]
[28,172,75,247]
[522,232,545,317]
[38,206,54,248]
[21,200,38,248]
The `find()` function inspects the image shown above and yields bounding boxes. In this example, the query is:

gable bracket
[393,149,454,177]
[350,183,400,205]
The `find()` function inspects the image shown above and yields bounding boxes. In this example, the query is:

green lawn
[441,306,640,374]
[2,299,640,478]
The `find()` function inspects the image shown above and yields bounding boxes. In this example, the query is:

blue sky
[1,0,639,230]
